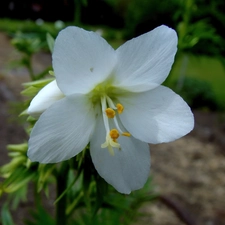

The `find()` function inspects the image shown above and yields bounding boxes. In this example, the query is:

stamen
[101,96,110,132]
[106,96,117,109]
[105,108,115,118]
[113,116,124,134]
[100,96,130,155]
[116,103,124,114]
[122,132,131,137]
[109,129,120,141]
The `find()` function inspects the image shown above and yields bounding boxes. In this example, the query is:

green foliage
[10,32,53,80]
[46,33,55,53]
[73,0,88,25]
[124,0,179,38]
[176,0,225,56]
[0,143,35,195]
[0,19,61,45]
[173,77,219,111]
[123,0,225,58]
[67,178,157,225]
[21,78,54,97]
[104,0,120,8]
[11,33,43,56]
[1,204,16,225]
[0,19,61,81]
[24,206,55,225]
[169,54,225,110]
[178,19,223,55]
[0,142,56,224]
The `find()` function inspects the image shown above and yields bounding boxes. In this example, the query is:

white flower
[27,25,194,194]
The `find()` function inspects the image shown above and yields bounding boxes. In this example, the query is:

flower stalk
[56,162,69,225]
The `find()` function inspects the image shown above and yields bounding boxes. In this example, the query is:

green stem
[176,54,189,91]
[26,56,35,81]
[56,162,69,225]
[34,180,41,207]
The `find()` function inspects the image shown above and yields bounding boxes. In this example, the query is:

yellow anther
[122,132,131,137]
[116,103,124,114]
[109,129,120,141]
[105,108,115,118]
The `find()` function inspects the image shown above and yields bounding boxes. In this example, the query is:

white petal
[118,86,194,144]
[28,80,64,118]
[53,26,117,95]
[113,25,177,92]
[90,115,150,194]
[28,95,96,163]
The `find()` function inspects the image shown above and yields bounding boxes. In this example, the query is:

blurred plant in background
[173,77,219,111]
[172,0,224,111]
[11,32,44,80]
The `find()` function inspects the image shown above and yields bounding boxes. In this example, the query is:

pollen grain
[105,108,116,118]
[110,129,120,141]
[122,132,131,137]
[116,103,124,114]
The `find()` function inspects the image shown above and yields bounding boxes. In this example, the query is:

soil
[0,32,225,225]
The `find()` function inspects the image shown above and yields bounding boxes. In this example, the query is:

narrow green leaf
[46,33,55,53]
[1,204,15,225]
[24,205,55,225]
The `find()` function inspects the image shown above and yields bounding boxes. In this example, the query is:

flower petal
[53,26,117,95]
[28,80,64,118]
[90,115,150,194]
[118,86,194,144]
[28,95,96,163]
[113,25,177,92]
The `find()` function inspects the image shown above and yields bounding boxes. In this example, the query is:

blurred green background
[0,0,225,111]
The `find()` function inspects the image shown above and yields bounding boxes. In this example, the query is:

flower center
[100,95,131,156]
